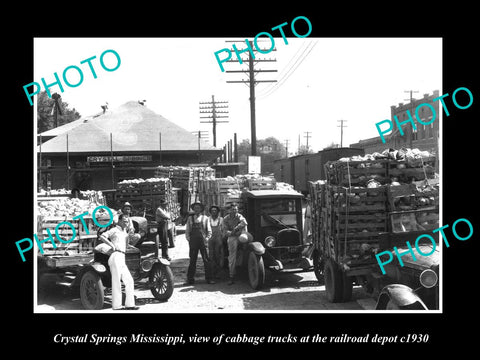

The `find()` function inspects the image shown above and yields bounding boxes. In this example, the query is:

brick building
[351,90,440,156]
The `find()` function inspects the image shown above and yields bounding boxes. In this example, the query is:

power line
[224,40,277,156]
[256,40,312,96]
[256,41,310,97]
[257,41,317,100]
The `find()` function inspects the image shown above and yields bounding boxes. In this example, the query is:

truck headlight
[419,269,438,288]
[265,236,276,248]
[149,227,158,234]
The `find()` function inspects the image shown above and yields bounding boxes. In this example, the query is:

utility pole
[224,40,277,156]
[303,131,312,152]
[191,131,209,163]
[233,133,238,162]
[337,120,348,148]
[199,95,229,147]
[404,90,419,148]
[284,139,289,158]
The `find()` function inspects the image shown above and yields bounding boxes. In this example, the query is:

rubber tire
[80,270,104,310]
[248,252,265,290]
[324,259,344,303]
[150,263,174,301]
[342,272,353,302]
[312,250,324,284]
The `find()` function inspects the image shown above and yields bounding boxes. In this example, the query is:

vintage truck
[197,176,313,289]
[309,151,439,309]
[240,190,313,289]
[37,206,174,310]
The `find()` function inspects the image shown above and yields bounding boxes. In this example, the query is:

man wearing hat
[155,199,171,261]
[113,202,141,245]
[185,202,214,285]
[222,202,248,285]
[208,205,224,279]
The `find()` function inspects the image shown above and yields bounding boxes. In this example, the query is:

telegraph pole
[303,131,312,152]
[199,95,229,147]
[404,90,419,148]
[284,139,289,158]
[337,120,348,148]
[225,40,277,156]
[191,131,209,163]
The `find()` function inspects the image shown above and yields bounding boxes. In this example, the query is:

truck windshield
[260,199,296,214]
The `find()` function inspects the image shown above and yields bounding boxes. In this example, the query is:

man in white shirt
[99,214,139,310]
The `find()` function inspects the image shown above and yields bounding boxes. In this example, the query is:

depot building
[37,101,223,190]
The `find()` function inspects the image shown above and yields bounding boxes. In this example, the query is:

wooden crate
[332,186,387,214]
[37,215,98,255]
[215,180,243,193]
[325,160,389,186]
[246,178,276,190]
[387,184,439,212]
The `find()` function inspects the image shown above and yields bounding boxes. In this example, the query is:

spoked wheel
[149,263,174,301]
[80,270,104,310]
[247,251,265,290]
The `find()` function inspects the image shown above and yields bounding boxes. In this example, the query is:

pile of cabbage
[339,147,433,163]
[37,197,111,218]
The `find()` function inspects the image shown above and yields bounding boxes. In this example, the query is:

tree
[237,137,286,174]
[323,141,339,150]
[37,91,81,133]
[297,144,314,155]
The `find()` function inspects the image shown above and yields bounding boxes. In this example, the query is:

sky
[34,37,442,154]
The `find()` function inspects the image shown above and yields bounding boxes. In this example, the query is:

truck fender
[70,263,108,288]
[248,241,265,256]
[158,257,171,266]
[375,284,428,310]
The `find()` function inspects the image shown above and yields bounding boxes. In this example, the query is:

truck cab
[241,190,313,289]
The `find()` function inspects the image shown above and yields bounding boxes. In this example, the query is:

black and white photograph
[31,36,444,313]
[7,5,478,353]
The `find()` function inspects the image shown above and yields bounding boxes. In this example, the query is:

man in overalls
[208,205,224,279]
[185,202,214,285]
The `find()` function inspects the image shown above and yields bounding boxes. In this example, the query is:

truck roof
[242,189,304,199]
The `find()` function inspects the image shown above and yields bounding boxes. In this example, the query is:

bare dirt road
[37,230,377,312]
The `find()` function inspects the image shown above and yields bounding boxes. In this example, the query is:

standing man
[222,203,247,285]
[155,199,171,261]
[185,202,214,285]
[98,214,139,310]
[119,202,141,246]
[208,205,224,279]
[303,195,312,242]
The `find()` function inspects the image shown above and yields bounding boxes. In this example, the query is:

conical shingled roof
[38,101,216,153]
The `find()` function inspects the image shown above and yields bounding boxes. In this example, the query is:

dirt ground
[36,228,377,312]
